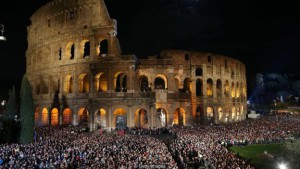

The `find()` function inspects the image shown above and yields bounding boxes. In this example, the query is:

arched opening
[231,82,235,99]
[94,73,108,92]
[70,44,75,60]
[154,74,167,90]
[63,108,72,125]
[78,73,89,93]
[134,109,148,128]
[34,107,40,126]
[113,108,127,129]
[173,108,186,126]
[216,79,222,98]
[157,108,167,127]
[196,79,203,96]
[195,68,203,76]
[236,82,240,99]
[140,76,149,92]
[224,80,229,98]
[182,78,191,93]
[63,75,73,93]
[154,78,165,89]
[218,107,223,122]
[236,107,240,121]
[115,72,127,92]
[41,108,49,126]
[197,106,204,124]
[83,41,90,58]
[65,42,75,60]
[99,39,108,57]
[78,108,89,125]
[58,47,62,60]
[51,108,59,126]
[94,108,106,129]
[206,107,214,123]
[207,78,213,97]
[232,107,236,121]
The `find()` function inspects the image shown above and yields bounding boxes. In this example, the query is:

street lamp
[0,24,6,41]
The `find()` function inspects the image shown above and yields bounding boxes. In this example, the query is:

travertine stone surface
[26,0,247,131]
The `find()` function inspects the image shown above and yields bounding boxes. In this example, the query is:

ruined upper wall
[27,0,115,48]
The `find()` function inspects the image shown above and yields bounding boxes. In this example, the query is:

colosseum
[26,0,247,131]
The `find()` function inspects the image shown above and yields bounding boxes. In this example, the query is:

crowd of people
[168,114,300,169]
[0,114,299,169]
[0,125,177,169]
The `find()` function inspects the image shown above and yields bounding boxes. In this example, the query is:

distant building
[26,0,247,131]
[251,73,300,104]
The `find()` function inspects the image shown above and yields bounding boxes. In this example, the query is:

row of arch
[28,39,109,68]
[63,39,108,60]
[35,107,186,129]
[36,71,246,100]
[34,105,245,129]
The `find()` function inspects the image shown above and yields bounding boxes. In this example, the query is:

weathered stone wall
[26,0,247,131]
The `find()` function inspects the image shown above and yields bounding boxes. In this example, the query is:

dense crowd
[169,114,300,169]
[0,126,177,169]
[0,114,300,169]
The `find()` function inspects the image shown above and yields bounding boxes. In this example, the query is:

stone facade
[26,0,247,131]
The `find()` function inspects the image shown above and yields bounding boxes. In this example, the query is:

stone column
[107,105,113,131]
[127,105,133,128]
[89,72,94,96]
[107,67,113,92]
[148,105,152,128]
[59,105,63,126]
[73,71,78,94]
[73,105,78,125]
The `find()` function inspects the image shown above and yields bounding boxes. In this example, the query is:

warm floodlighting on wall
[0,24,7,41]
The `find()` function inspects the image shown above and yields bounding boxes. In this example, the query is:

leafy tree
[19,75,35,144]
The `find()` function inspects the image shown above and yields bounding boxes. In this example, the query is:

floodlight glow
[278,162,287,169]
[0,24,6,41]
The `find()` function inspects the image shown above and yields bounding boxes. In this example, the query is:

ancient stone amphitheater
[26,0,247,131]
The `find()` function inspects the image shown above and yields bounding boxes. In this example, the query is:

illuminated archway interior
[134,108,148,128]
[173,108,186,126]
[113,108,127,128]
[51,108,59,126]
[63,108,72,125]
[78,108,89,125]
[42,108,49,126]
[95,108,106,129]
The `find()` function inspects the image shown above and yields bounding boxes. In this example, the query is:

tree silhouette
[19,75,35,144]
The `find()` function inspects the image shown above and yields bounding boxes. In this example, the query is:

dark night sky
[0,0,299,98]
